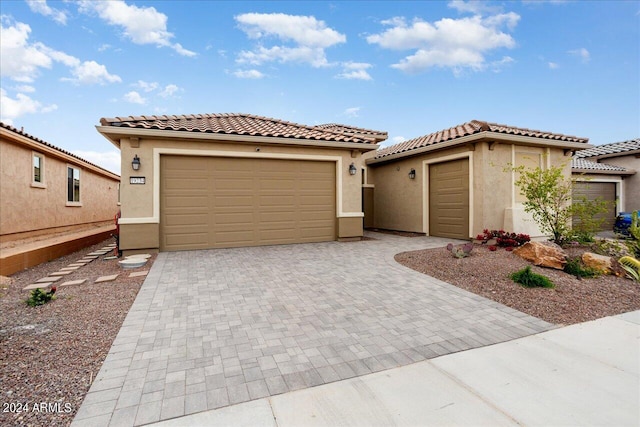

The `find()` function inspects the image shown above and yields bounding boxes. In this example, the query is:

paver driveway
[73,232,552,426]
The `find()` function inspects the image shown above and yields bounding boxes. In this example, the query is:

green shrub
[563,257,599,278]
[510,266,555,288]
[26,287,56,307]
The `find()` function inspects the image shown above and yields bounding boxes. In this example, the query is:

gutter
[96,126,379,152]
[572,168,636,176]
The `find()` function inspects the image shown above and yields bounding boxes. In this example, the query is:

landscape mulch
[395,243,640,326]
[0,240,155,427]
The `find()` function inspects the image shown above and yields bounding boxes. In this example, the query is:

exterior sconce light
[408,168,416,179]
[132,154,141,171]
[349,163,357,176]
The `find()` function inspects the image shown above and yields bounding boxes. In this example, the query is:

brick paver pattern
[72,232,552,426]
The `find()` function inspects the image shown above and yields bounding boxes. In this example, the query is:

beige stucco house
[572,139,639,229]
[364,120,591,240]
[96,113,386,254]
[0,122,120,275]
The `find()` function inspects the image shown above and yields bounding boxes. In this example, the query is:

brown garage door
[572,181,616,231]
[429,158,470,239]
[160,156,336,251]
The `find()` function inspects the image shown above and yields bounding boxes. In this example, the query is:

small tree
[570,194,612,243]
[511,164,610,245]
[512,164,573,244]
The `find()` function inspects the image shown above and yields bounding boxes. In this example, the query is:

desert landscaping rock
[582,252,614,275]
[513,241,568,270]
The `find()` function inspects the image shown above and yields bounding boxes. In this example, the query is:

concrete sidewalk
[150,310,640,427]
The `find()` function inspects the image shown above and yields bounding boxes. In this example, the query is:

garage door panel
[572,182,616,231]
[430,158,469,240]
[161,156,335,251]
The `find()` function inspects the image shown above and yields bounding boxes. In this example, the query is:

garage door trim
[572,177,621,229]
[118,147,362,226]
[422,152,474,238]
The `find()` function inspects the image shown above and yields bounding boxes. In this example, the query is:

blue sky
[1,0,638,174]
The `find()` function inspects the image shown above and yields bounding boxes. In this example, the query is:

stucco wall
[0,138,120,238]
[599,155,640,212]
[368,142,571,239]
[117,136,369,250]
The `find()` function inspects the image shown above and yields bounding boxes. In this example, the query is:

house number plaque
[130,177,146,184]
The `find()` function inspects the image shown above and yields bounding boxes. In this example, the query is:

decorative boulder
[512,242,567,270]
[582,252,613,275]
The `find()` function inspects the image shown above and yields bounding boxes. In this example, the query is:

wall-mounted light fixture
[132,154,141,171]
[349,163,357,176]
[408,168,416,179]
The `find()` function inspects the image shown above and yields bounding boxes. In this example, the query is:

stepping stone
[73,261,88,265]
[129,271,149,278]
[60,266,80,271]
[118,259,147,269]
[24,283,51,291]
[36,276,61,283]
[59,279,87,287]
[50,271,73,276]
[82,256,99,260]
[95,274,118,283]
[103,256,119,260]
[87,252,104,256]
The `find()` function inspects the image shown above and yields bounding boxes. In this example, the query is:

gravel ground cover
[396,243,640,325]
[0,240,155,427]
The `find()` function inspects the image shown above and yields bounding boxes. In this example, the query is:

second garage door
[429,158,470,239]
[572,181,616,231]
[160,156,336,251]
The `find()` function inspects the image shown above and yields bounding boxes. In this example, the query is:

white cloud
[380,135,406,148]
[235,13,345,68]
[448,0,501,15]
[159,84,179,97]
[367,12,519,74]
[26,0,68,25]
[0,19,52,82]
[13,84,36,93]
[78,0,196,57]
[548,62,559,69]
[569,47,590,63]
[233,69,265,79]
[98,43,111,52]
[336,62,373,80]
[72,150,121,175]
[134,80,159,92]
[0,88,57,124]
[63,60,122,85]
[123,91,146,104]
[344,107,360,118]
[0,17,121,85]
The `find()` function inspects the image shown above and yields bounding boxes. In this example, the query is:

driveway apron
[72,232,552,426]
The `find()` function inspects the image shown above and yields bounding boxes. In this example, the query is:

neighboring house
[96,113,386,254]
[364,120,591,240]
[572,139,640,226]
[0,122,120,275]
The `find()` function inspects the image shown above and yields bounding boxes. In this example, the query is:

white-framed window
[32,152,46,188]
[66,166,81,205]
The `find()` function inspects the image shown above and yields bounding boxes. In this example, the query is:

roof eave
[572,168,636,176]
[2,126,120,180]
[584,149,640,160]
[96,125,379,152]
[367,131,591,165]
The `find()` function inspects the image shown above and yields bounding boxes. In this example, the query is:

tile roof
[571,158,629,172]
[99,113,379,144]
[375,120,589,159]
[313,123,388,142]
[573,138,640,158]
[0,122,120,178]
